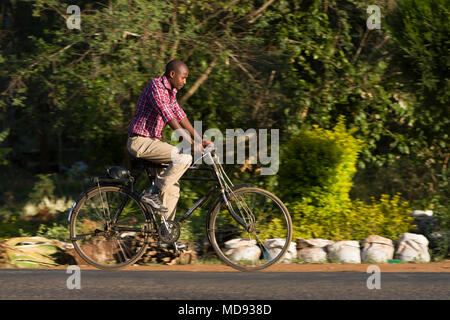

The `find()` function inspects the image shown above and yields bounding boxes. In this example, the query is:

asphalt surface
[0,268,449,300]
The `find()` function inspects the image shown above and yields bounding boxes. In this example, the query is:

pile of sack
[224,233,431,264]
[297,233,430,263]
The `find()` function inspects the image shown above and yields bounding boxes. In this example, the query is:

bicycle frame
[129,150,251,230]
[130,159,220,226]
[68,149,251,238]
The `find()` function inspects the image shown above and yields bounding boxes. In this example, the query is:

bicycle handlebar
[204,144,216,156]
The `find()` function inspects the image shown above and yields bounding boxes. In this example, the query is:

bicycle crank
[158,220,181,244]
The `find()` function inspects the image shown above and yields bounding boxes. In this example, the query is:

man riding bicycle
[127,59,213,235]
[68,60,292,268]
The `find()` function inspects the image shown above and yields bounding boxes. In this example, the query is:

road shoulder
[40,259,450,272]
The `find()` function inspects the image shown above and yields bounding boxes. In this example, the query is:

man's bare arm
[179,118,201,143]
[167,118,207,154]
[179,118,213,147]
[167,119,192,143]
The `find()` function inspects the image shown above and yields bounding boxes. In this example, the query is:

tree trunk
[39,129,49,173]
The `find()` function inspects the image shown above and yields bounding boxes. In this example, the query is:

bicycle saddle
[106,166,131,179]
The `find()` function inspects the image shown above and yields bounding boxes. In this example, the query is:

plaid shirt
[128,75,186,139]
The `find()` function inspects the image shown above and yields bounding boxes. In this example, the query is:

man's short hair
[165,59,188,74]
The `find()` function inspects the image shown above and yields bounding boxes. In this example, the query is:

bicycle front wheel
[208,187,292,271]
[69,185,151,270]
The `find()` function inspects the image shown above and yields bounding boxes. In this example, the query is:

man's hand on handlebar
[192,139,214,155]
[202,139,213,147]
[203,141,215,156]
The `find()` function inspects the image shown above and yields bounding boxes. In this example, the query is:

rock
[327,241,361,263]
[0,237,77,268]
[264,239,297,262]
[395,233,431,262]
[361,235,394,263]
[296,238,334,263]
[224,239,261,262]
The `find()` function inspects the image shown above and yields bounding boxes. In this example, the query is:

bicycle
[67,145,292,271]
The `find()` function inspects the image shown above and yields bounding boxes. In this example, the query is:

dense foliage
[290,194,414,241]
[280,118,414,240]
[279,116,365,204]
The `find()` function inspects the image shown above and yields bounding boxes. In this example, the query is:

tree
[385,0,449,197]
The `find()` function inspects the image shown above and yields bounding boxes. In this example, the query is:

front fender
[67,200,78,223]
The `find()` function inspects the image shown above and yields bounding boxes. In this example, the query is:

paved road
[0,269,449,300]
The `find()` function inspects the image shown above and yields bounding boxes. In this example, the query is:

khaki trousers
[127,136,192,221]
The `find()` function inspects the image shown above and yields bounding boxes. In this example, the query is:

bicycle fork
[221,188,255,232]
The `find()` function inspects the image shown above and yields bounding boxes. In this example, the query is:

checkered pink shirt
[128,75,186,139]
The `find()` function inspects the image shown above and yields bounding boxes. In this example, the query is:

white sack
[264,239,297,262]
[361,235,394,263]
[296,238,334,263]
[224,238,261,262]
[327,241,361,263]
[395,233,430,262]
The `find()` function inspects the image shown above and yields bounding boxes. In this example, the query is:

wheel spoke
[114,238,129,262]
[210,187,292,271]
[70,186,149,269]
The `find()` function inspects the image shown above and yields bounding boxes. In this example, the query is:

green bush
[28,174,56,204]
[0,215,37,239]
[36,223,70,242]
[0,214,71,241]
[279,116,365,205]
[0,172,74,241]
[424,195,450,260]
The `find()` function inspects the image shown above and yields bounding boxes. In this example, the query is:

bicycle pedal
[158,242,187,252]
[174,242,188,251]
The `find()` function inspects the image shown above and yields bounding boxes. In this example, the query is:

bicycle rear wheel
[69,185,151,270]
[208,187,292,271]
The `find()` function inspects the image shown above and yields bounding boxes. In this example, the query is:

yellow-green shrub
[290,192,414,241]
[279,116,365,204]
[279,117,415,241]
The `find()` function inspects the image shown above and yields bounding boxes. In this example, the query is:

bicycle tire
[208,187,292,271]
[69,185,151,270]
